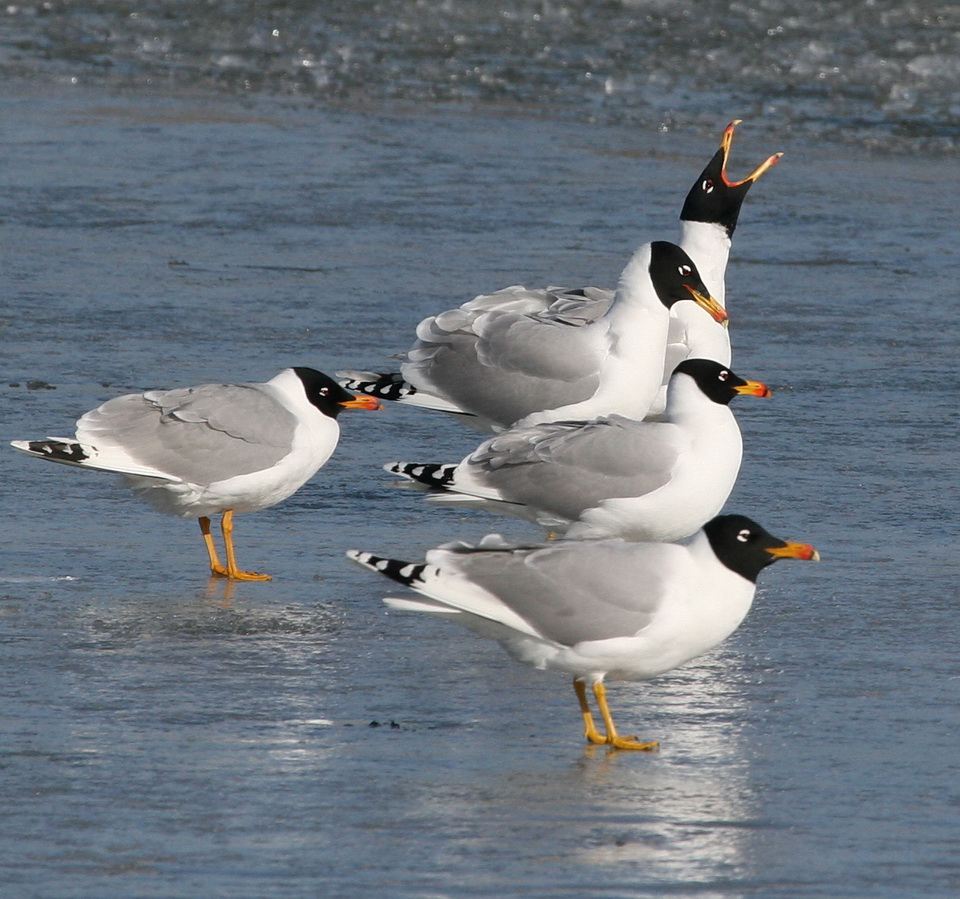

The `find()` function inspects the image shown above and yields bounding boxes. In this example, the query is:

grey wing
[448,540,682,645]
[401,311,607,425]
[456,285,560,316]
[147,384,295,446]
[463,416,687,520]
[76,384,296,484]
[403,305,608,427]
[538,286,614,324]
[460,284,613,323]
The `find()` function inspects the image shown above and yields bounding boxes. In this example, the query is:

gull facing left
[12,367,381,580]
[348,514,819,750]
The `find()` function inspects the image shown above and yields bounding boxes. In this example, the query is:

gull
[348,514,818,750]
[12,368,381,580]
[339,120,781,427]
[385,358,771,542]
[346,241,726,431]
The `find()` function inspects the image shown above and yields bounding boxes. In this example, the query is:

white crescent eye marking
[678,264,692,276]
[719,370,730,381]
[737,528,752,543]
[319,387,330,396]
[702,178,714,193]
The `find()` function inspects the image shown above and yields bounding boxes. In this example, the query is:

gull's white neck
[669,301,732,367]
[600,244,669,343]
[513,245,669,427]
[576,246,669,415]
[262,369,310,410]
[262,368,338,431]
[664,373,735,429]
[679,219,732,307]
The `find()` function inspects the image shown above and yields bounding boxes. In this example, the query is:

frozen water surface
[0,3,958,897]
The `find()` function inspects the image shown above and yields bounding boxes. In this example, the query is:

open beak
[686,286,729,326]
[339,394,383,411]
[766,541,820,562]
[719,119,783,187]
[734,379,772,398]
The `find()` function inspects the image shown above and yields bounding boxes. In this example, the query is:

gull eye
[718,370,730,381]
[678,264,692,277]
[702,178,714,193]
[319,387,329,396]
[736,528,752,543]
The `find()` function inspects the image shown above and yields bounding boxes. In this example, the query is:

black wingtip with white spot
[11,439,90,465]
[335,371,418,402]
[384,461,457,489]
[346,550,432,587]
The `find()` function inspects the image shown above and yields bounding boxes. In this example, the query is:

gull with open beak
[339,120,781,427]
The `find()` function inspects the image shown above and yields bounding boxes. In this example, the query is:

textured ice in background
[0,0,958,152]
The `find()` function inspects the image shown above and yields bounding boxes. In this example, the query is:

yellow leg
[199,516,230,578]
[574,678,608,745]
[592,682,659,752]
[220,510,271,581]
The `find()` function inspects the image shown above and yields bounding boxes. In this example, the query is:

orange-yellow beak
[719,119,783,187]
[686,286,729,326]
[734,379,772,398]
[766,541,820,562]
[339,394,383,411]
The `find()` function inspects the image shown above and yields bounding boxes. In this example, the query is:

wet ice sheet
[0,88,958,897]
